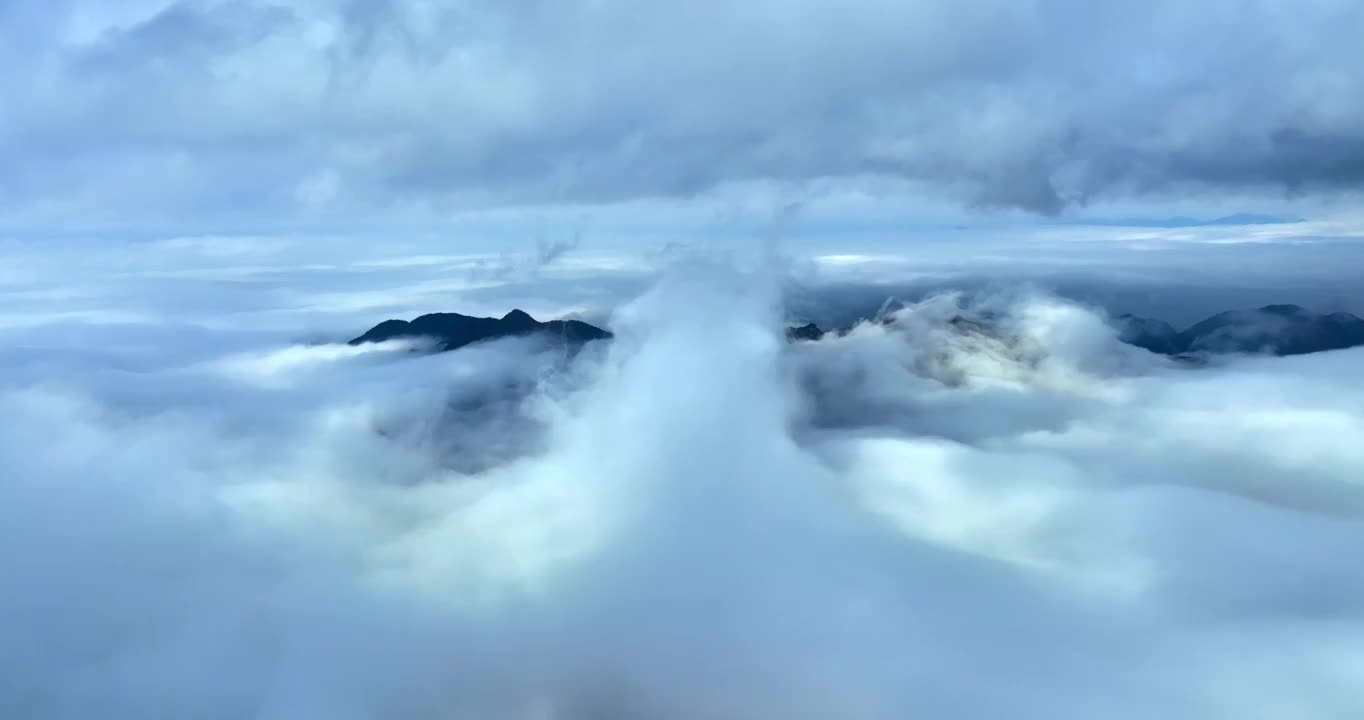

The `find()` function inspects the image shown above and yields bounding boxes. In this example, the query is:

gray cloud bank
[2,255,1363,717]
[4,0,1364,224]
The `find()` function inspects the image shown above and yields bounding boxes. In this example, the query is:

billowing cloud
[3,0,1363,225]
[3,249,1362,717]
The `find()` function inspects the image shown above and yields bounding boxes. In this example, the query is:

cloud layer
[3,252,1363,717]
[5,0,1364,224]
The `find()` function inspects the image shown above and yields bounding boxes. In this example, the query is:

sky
[4,2,1364,719]
[3,0,1364,232]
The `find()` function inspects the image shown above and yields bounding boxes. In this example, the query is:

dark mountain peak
[501,308,536,323]
[500,308,540,333]
[1258,304,1307,316]
[353,319,411,343]
[409,312,480,329]
[1326,311,1364,325]
[1113,314,1181,354]
[350,309,611,353]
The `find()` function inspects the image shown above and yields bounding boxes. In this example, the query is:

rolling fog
[2,246,1361,718]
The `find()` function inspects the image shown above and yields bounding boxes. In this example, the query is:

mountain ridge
[351,303,1364,359]
[788,303,1364,358]
[349,309,612,352]
[1116,304,1364,357]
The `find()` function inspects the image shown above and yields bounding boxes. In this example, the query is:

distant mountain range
[349,309,611,352]
[352,304,1364,359]
[788,304,1364,358]
[1113,304,1364,357]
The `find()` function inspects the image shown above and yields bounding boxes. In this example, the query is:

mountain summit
[349,309,611,352]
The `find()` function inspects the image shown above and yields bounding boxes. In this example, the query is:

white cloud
[2,250,1363,717]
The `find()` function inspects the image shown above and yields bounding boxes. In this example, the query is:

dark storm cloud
[2,0,1362,225]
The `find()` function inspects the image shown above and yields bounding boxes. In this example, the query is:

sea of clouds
[2,242,1362,718]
